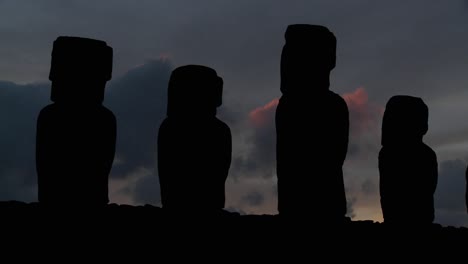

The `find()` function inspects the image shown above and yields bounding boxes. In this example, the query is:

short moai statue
[158,65,232,214]
[379,95,438,224]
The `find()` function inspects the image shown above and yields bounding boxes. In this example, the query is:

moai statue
[158,65,232,213]
[36,36,116,207]
[276,24,349,221]
[379,95,438,224]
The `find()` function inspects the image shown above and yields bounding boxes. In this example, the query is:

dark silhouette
[36,36,116,207]
[275,24,349,220]
[158,65,232,213]
[2,202,468,248]
[379,95,438,224]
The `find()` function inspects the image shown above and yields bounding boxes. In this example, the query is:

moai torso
[158,65,231,213]
[36,37,116,207]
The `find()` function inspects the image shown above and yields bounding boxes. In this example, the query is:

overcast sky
[0,0,467,227]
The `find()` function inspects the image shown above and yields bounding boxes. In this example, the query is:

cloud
[126,166,161,205]
[361,178,376,196]
[0,59,466,227]
[248,98,279,128]
[106,59,171,179]
[241,191,265,207]
[342,87,383,158]
[225,206,247,215]
[231,87,382,179]
[105,59,173,205]
[0,0,467,224]
[1,0,468,134]
[347,196,357,219]
[230,97,277,179]
[231,87,383,219]
[435,159,467,213]
[342,87,383,137]
[0,81,49,201]
[0,59,172,206]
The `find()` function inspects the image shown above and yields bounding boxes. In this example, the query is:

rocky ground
[1,201,466,256]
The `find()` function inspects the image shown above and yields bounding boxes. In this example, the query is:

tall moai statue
[275,24,349,220]
[379,95,438,224]
[158,65,232,213]
[36,36,116,207]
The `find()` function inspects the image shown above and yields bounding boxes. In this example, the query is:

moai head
[167,65,223,117]
[49,36,113,103]
[382,95,429,146]
[280,24,337,94]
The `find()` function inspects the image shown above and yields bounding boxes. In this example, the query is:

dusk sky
[1,0,468,227]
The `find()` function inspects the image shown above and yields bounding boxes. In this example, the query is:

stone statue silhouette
[379,95,438,224]
[158,65,231,213]
[36,36,116,207]
[276,24,349,221]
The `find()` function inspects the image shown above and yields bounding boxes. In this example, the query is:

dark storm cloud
[3,0,468,108]
[151,0,468,109]
[131,169,162,205]
[230,86,383,179]
[228,98,276,179]
[224,87,381,218]
[346,196,357,219]
[105,59,173,205]
[240,120,276,179]
[242,191,265,207]
[0,81,49,201]
[361,179,376,196]
[0,59,172,205]
[106,60,171,179]
[342,87,382,158]
[413,158,468,227]
[435,159,466,212]
[0,0,467,223]
[225,206,247,215]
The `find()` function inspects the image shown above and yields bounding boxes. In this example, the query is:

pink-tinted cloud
[342,87,383,137]
[243,88,384,215]
[159,52,172,61]
[248,98,279,128]
[248,87,383,138]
